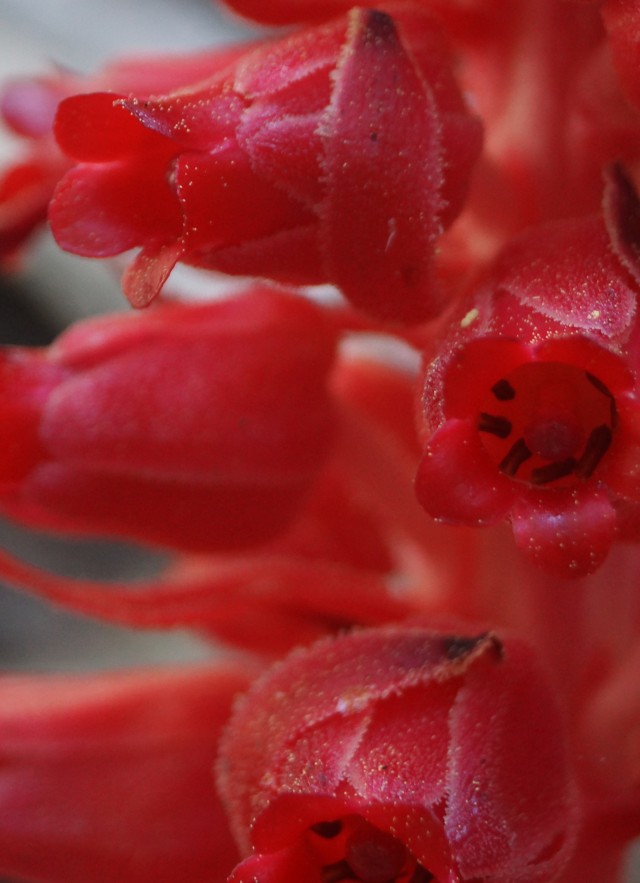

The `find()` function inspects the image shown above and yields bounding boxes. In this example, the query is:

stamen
[408,867,435,883]
[322,859,357,883]
[499,438,532,476]
[586,372,618,428]
[478,413,512,438]
[491,379,516,401]
[346,824,409,883]
[585,371,613,399]
[312,821,344,839]
[575,425,613,478]
[531,458,577,484]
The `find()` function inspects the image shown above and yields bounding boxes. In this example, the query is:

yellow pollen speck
[460,307,479,328]
[588,309,601,319]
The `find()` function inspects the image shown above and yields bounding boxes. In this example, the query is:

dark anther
[585,371,613,399]
[312,821,344,839]
[322,859,357,883]
[443,634,487,660]
[491,379,516,401]
[575,425,613,478]
[499,438,532,476]
[585,372,618,426]
[478,412,513,438]
[408,866,435,883]
[531,458,577,484]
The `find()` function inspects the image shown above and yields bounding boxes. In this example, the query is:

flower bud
[49,8,482,323]
[0,288,336,552]
[218,625,578,882]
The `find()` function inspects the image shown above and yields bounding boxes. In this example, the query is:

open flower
[48,7,481,322]
[0,45,252,264]
[218,624,578,883]
[416,211,640,577]
[0,287,336,552]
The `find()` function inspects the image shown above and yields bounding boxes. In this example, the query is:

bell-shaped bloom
[0,662,255,883]
[0,46,252,263]
[0,287,336,553]
[49,7,482,323]
[0,349,474,659]
[217,625,578,883]
[416,209,640,577]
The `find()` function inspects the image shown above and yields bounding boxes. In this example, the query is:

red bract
[217,625,578,883]
[0,663,255,883]
[0,287,336,552]
[49,8,482,322]
[416,213,640,577]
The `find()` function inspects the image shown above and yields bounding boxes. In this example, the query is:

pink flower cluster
[1,0,640,881]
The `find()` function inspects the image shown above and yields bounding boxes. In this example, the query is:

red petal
[321,9,446,323]
[218,0,352,26]
[415,419,516,525]
[175,150,312,258]
[234,18,344,97]
[446,640,577,881]
[42,294,336,485]
[55,92,172,161]
[511,486,617,577]
[49,159,181,257]
[228,846,319,883]
[21,463,307,552]
[348,680,456,807]
[211,223,323,284]
[237,105,325,206]
[122,82,245,152]
[493,216,637,342]
[602,162,640,287]
[440,337,532,422]
[122,241,183,308]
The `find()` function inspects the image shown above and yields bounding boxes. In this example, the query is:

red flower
[49,8,482,322]
[0,46,252,263]
[0,663,254,883]
[415,211,640,577]
[217,625,578,883]
[0,287,336,552]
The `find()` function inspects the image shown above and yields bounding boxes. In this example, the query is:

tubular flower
[217,625,578,883]
[415,211,640,577]
[48,7,482,322]
[0,287,336,552]
[0,663,255,883]
[0,46,252,263]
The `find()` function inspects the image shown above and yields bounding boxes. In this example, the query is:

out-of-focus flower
[416,209,640,577]
[0,662,256,883]
[48,7,482,322]
[0,45,252,264]
[217,625,578,883]
[212,0,505,29]
[603,0,640,111]
[0,350,475,658]
[0,287,337,552]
